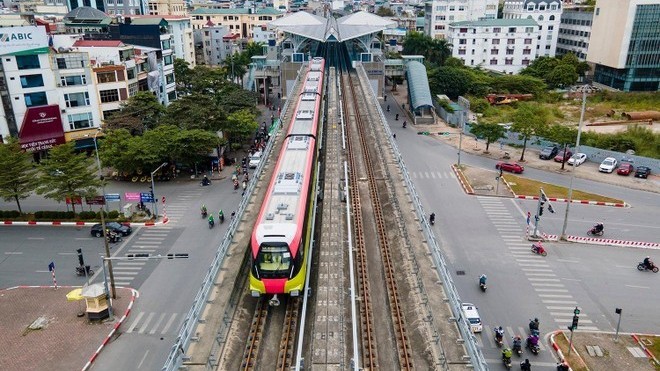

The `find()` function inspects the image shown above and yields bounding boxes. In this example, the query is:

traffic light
[77,248,85,266]
[548,204,555,213]
[167,253,189,259]
[127,253,149,260]
[539,206,544,216]
[148,183,154,198]
[574,307,581,315]
[571,315,579,330]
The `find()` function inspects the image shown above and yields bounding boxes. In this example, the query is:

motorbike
[526,337,540,355]
[75,265,94,276]
[502,356,512,369]
[495,332,504,347]
[201,209,208,218]
[208,219,215,229]
[106,232,122,244]
[529,319,540,337]
[531,242,547,256]
[430,213,436,226]
[200,178,211,186]
[233,180,239,190]
[479,282,487,292]
[219,214,225,224]
[512,341,523,356]
[637,262,659,273]
[587,225,604,236]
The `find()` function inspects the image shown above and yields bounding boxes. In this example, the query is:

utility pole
[567,306,580,356]
[99,206,116,299]
[614,308,622,342]
[561,90,587,240]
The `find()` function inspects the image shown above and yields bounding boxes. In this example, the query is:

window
[524,38,532,44]
[20,74,44,88]
[165,73,174,85]
[97,71,117,83]
[458,49,466,55]
[458,6,465,11]
[549,15,555,21]
[64,92,90,107]
[550,4,557,10]
[459,39,467,44]
[99,89,119,103]
[167,91,177,101]
[508,27,516,33]
[493,27,501,33]
[163,55,173,65]
[538,15,544,21]
[68,112,93,130]
[16,55,40,70]
[116,0,123,4]
[527,4,534,11]
[491,49,499,55]
[24,92,48,107]
[506,49,514,55]
[460,28,468,33]
[127,68,136,80]
[523,49,532,55]
[54,55,86,70]
[522,59,530,66]
[492,39,500,44]
[545,45,551,49]
[525,27,534,33]
[539,5,546,11]
[548,26,554,30]
[505,58,513,65]
[490,59,497,65]
[128,82,139,97]
[437,15,446,21]
[162,39,171,50]
[508,39,515,45]
[103,109,119,120]
[449,6,455,11]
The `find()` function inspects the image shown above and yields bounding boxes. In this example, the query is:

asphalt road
[384,102,660,368]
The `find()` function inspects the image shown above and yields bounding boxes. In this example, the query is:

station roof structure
[406,61,433,111]
[269,11,396,43]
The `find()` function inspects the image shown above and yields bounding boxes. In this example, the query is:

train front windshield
[256,244,292,278]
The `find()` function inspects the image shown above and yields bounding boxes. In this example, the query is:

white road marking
[551,312,589,317]
[528,278,561,282]
[75,238,93,240]
[27,237,45,240]
[113,266,143,270]
[543,300,578,304]
[539,294,574,298]
[35,270,50,273]
[535,288,569,292]
[556,259,580,263]
[531,283,566,287]
[127,312,145,332]
[4,252,23,255]
[137,349,150,369]
[160,313,178,334]
[625,285,649,289]
[521,268,554,272]
[555,318,593,324]
[546,306,578,310]
[57,252,76,255]
[113,271,140,275]
[150,313,167,335]
[518,263,551,267]
[138,312,156,334]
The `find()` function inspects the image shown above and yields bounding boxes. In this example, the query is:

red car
[554,150,573,163]
[496,162,524,174]
[617,162,634,176]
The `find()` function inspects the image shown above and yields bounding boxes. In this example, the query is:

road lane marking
[113,266,142,270]
[561,278,582,282]
[150,313,167,335]
[138,312,156,334]
[161,313,178,334]
[521,268,554,272]
[539,294,573,298]
[27,237,45,240]
[518,263,551,268]
[127,312,145,332]
[4,252,23,255]
[535,288,569,292]
[543,300,577,304]
[528,278,561,282]
[113,271,140,275]
[531,283,566,287]
[137,349,150,369]
[75,238,93,240]
[524,273,557,276]
[546,306,578,310]
[57,252,76,255]
[625,285,649,289]
[555,318,593,324]
[556,259,580,263]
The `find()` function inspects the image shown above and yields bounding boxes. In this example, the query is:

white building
[198,24,232,66]
[424,0,499,39]
[556,6,593,61]
[502,0,562,57]
[131,15,196,67]
[448,18,540,74]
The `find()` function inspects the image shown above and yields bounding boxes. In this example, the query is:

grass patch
[555,331,589,371]
[640,336,660,370]
[502,174,624,204]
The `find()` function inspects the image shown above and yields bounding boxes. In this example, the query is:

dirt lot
[559,331,656,371]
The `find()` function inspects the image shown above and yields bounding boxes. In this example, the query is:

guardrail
[356,65,488,370]
[162,64,307,371]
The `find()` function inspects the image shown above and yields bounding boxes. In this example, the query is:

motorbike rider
[494,326,504,342]
[479,274,487,286]
[593,222,604,233]
[201,204,207,215]
[501,347,512,362]
[430,212,436,225]
[529,318,540,331]
[233,179,239,189]
[520,359,531,371]
[219,209,224,223]
[208,215,214,226]
[526,334,539,349]
[403,121,407,128]
[202,175,210,186]
[512,335,522,350]
[644,256,654,269]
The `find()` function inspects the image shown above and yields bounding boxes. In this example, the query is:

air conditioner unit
[61,109,66,113]
[56,83,62,87]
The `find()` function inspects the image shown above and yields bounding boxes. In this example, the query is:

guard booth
[82,283,109,321]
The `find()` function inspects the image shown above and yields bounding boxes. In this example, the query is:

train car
[250,57,325,305]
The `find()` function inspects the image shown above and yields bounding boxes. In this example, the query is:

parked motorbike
[531,242,547,256]
[75,265,94,277]
[637,262,659,273]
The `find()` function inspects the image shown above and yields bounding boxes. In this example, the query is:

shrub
[0,210,20,219]
[108,210,120,219]
[78,211,96,220]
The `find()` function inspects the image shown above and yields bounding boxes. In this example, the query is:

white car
[567,153,587,166]
[461,303,483,333]
[599,157,618,173]
[248,151,263,169]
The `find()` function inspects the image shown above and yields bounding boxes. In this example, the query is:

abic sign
[0,25,48,55]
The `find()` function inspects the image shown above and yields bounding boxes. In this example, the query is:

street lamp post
[560,91,587,240]
[92,128,108,212]
[150,162,168,220]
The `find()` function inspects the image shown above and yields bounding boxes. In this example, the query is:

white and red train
[249,57,325,305]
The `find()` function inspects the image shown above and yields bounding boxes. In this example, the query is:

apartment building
[424,0,499,39]
[146,0,187,15]
[131,15,196,67]
[448,18,540,74]
[556,5,593,60]
[502,0,563,57]
[68,0,146,16]
[189,7,284,38]
[198,24,232,66]
[587,0,659,91]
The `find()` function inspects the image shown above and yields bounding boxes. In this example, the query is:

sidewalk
[550,330,658,370]
[0,286,134,371]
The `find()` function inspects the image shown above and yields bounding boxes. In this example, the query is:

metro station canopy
[269,11,396,43]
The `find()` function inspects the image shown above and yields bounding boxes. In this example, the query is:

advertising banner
[0,25,49,55]
[18,105,65,152]
[65,196,82,205]
[124,192,141,201]
[85,196,106,205]
[105,193,121,202]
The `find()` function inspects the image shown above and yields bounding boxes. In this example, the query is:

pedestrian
[384,95,387,102]
[402,103,405,110]
[386,105,390,112]
[393,133,396,139]
[231,210,236,221]
[395,114,399,121]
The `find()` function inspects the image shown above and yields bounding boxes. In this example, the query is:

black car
[539,145,559,160]
[634,166,651,179]
[91,222,132,237]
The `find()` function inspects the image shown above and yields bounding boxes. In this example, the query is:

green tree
[491,74,547,96]
[37,142,103,214]
[545,124,578,169]
[224,109,258,144]
[402,32,452,66]
[470,123,506,152]
[428,66,473,99]
[511,103,551,162]
[243,41,265,59]
[546,63,578,88]
[174,58,194,92]
[376,6,395,16]
[171,129,221,168]
[104,92,165,134]
[163,94,226,132]
[520,56,559,80]
[0,139,38,213]
[223,53,247,85]
[444,57,465,68]
[216,84,259,114]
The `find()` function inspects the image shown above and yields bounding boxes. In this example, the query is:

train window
[257,245,291,274]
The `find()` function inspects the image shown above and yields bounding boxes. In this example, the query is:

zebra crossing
[162,189,203,224]
[409,171,456,179]
[477,196,599,333]
[125,311,183,336]
[112,227,173,286]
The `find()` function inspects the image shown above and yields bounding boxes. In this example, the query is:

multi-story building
[198,24,232,66]
[424,0,499,39]
[0,26,103,152]
[131,15,196,67]
[556,5,593,60]
[502,0,563,57]
[587,0,660,91]
[448,18,540,74]
[189,7,284,37]
[67,0,146,16]
[146,0,187,16]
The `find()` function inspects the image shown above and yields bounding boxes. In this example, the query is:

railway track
[342,66,413,370]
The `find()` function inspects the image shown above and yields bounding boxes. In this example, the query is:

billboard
[0,26,49,56]
[18,105,66,152]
